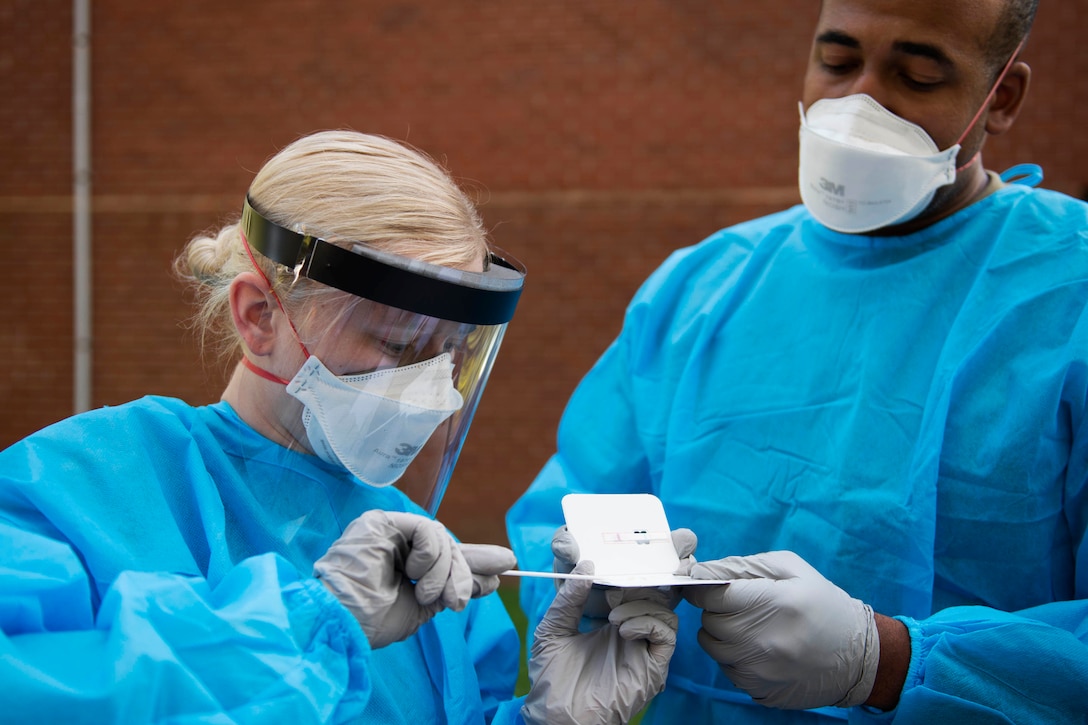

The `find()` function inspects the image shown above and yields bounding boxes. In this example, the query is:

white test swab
[499,569,598,580]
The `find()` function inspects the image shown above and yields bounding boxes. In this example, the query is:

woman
[0,130,677,724]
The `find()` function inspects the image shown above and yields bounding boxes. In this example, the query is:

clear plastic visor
[302,295,511,515]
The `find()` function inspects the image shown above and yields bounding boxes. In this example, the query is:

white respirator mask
[798,94,959,234]
[286,353,464,487]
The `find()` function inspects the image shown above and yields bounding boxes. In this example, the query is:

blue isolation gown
[0,396,526,724]
[508,176,1088,724]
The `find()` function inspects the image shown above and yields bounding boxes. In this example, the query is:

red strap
[954,37,1026,148]
[237,228,311,384]
[241,355,292,386]
[240,229,311,359]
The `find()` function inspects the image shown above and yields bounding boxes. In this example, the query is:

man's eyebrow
[893,41,954,69]
[816,31,955,70]
[815,30,859,48]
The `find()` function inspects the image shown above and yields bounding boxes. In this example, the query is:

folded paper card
[502,493,730,587]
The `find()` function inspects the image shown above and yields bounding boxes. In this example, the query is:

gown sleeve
[0,519,373,724]
[858,602,1088,724]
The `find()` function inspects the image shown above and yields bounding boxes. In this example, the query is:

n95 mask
[798,94,959,234]
[286,353,464,487]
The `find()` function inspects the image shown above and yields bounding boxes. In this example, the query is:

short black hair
[988,0,1039,75]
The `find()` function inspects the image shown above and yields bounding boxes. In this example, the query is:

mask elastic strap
[240,229,312,384]
[241,355,292,385]
[954,37,1026,172]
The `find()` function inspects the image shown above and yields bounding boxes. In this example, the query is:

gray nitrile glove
[668,527,699,575]
[683,550,880,710]
[461,542,518,597]
[551,525,698,620]
[522,561,679,725]
[314,510,516,648]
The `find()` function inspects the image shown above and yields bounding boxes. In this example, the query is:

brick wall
[2,0,1086,544]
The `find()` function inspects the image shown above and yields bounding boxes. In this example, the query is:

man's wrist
[864,614,910,711]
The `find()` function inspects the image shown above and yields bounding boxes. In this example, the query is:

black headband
[240,196,524,325]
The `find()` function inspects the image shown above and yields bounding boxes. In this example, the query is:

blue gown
[508,175,1088,724]
[0,395,525,724]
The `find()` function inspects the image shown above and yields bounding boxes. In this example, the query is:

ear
[229,272,278,356]
[984,61,1031,136]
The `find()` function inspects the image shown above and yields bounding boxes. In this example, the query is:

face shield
[240,197,525,516]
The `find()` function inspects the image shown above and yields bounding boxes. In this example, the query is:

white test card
[558,493,731,586]
[501,493,731,587]
[562,493,681,577]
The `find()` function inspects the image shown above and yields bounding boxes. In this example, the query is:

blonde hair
[175,130,489,362]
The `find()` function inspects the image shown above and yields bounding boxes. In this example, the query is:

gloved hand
[522,561,678,725]
[551,525,698,619]
[683,550,879,710]
[314,510,516,648]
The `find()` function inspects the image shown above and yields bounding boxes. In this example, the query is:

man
[507,0,1088,722]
